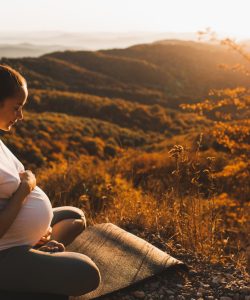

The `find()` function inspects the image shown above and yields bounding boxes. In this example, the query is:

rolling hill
[0,39,248,167]
[0,39,249,291]
[1,40,249,108]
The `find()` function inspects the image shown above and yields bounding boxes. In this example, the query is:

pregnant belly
[0,186,53,250]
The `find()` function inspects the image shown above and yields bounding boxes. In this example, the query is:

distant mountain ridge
[1,38,248,171]
[0,43,72,59]
[0,31,199,56]
[1,39,249,107]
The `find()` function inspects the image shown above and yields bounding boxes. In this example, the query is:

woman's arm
[0,170,36,238]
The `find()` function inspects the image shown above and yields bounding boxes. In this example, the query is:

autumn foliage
[0,39,249,272]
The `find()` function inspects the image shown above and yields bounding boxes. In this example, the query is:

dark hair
[0,64,27,103]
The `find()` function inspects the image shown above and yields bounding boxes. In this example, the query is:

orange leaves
[182,87,249,119]
[216,160,248,178]
[211,120,250,154]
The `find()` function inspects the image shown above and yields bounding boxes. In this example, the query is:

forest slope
[1,40,250,108]
[0,40,249,298]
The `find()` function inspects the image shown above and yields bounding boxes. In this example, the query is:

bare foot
[38,240,65,253]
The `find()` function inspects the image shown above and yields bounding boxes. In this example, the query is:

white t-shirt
[0,139,53,251]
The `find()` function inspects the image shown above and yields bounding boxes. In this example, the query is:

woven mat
[67,223,187,300]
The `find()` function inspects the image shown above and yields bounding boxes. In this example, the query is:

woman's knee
[51,217,86,246]
[82,261,101,294]
[72,218,86,235]
[70,207,87,233]
[52,206,87,228]
[78,209,87,230]
[70,256,101,296]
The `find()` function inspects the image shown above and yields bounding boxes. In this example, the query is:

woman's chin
[0,122,15,131]
[1,125,12,131]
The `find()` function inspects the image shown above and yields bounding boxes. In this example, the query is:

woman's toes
[57,242,65,251]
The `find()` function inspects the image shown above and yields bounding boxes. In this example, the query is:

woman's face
[0,86,28,131]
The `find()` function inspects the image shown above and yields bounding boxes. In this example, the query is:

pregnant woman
[0,64,101,296]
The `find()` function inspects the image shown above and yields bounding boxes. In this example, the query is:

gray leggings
[0,206,101,296]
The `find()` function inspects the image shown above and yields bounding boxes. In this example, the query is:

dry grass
[37,143,249,273]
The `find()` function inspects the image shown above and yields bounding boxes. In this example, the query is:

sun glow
[1,0,250,39]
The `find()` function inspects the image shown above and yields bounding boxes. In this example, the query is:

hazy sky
[1,0,250,38]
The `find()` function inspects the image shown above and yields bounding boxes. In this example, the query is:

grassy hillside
[25,89,210,134]
[1,40,250,107]
[0,39,249,275]
[2,110,166,167]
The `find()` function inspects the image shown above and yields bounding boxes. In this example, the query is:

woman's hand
[35,226,52,247]
[38,240,65,253]
[19,170,36,193]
